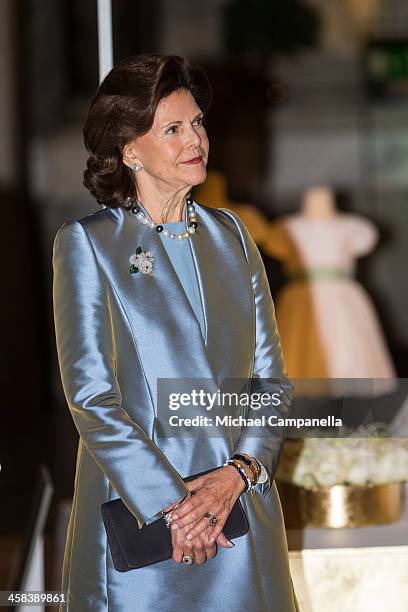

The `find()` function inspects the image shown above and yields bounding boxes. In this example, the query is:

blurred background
[1,0,408,608]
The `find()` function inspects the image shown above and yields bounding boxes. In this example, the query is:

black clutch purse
[101,467,249,572]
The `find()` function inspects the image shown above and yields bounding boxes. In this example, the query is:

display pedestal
[287,483,408,611]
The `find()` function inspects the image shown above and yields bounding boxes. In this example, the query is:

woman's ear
[122,142,141,170]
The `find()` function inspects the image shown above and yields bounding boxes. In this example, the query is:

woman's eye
[165,117,205,134]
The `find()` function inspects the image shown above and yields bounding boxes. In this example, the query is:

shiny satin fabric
[52,201,298,611]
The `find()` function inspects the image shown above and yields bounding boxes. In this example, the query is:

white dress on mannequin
[263,211,396,392]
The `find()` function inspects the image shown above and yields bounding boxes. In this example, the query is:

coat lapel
[188,204,254,382]
[82,201,253,398]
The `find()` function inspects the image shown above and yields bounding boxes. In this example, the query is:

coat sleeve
[219,209,293,497]
[52,220,189,527]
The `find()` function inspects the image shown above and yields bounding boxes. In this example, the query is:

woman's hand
[170,465,248,543]
[171,519,234,565]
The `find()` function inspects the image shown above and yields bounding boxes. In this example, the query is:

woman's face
[124,88,209,194]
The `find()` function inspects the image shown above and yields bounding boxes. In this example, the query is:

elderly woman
[53,54,299,611]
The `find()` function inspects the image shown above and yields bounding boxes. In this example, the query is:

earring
[132,162,142,172]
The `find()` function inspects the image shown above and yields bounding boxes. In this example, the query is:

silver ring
[163,512,173,528]
[204,513,218,527]
[182,554,194,566]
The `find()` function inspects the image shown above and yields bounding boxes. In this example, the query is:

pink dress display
[262,213,396,391]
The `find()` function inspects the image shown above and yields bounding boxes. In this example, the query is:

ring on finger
[204,513,218,527]
[182,554,194,566]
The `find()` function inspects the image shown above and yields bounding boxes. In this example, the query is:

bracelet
[223,459,252,492]
[232,453,260,486]
[230,459,253,491]
[251,455,262,476]
[231,454,259,484]
[236,453,261,478]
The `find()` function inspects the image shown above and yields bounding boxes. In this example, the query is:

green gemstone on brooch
[129,246,154,275]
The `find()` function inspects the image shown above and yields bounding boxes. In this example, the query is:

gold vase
[276,481,403,528]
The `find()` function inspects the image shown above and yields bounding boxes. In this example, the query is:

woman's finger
[185,514,225,541]
[192,527,217,563]
[191,538,206,564]
[202,529,217,560]
[216,531,234,548]
[204,541,217,559]
[172,544,183,564]
[171,525,194,564]
[171,492,212,526]
[171,531,186,564]
[171,505,207,530]
[171,492,206,523]
[207,520,227,544]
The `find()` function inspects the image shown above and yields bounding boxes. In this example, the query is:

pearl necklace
[125,194,198,240]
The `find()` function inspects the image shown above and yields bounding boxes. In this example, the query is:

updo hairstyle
[83,54,212,209]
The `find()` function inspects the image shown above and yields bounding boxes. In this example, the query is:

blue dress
[159,221,206,339]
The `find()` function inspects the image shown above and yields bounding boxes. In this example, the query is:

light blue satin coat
[52,201,299,611]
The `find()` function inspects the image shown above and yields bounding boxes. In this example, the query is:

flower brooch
[129,246,154,275]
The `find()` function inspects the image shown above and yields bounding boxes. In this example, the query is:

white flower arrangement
[129,247,154,275]
[276,424,408,489]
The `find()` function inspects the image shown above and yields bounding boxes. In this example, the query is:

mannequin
[261,188,396,391]
[301,186,337,219]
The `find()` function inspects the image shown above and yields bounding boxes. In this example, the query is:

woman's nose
[186,124,202,148]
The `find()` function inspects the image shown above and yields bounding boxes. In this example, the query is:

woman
[53,54,299,611]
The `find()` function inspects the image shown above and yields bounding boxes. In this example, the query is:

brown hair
[83,54,212,209]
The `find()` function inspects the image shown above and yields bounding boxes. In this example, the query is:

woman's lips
[183,156,203,164]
